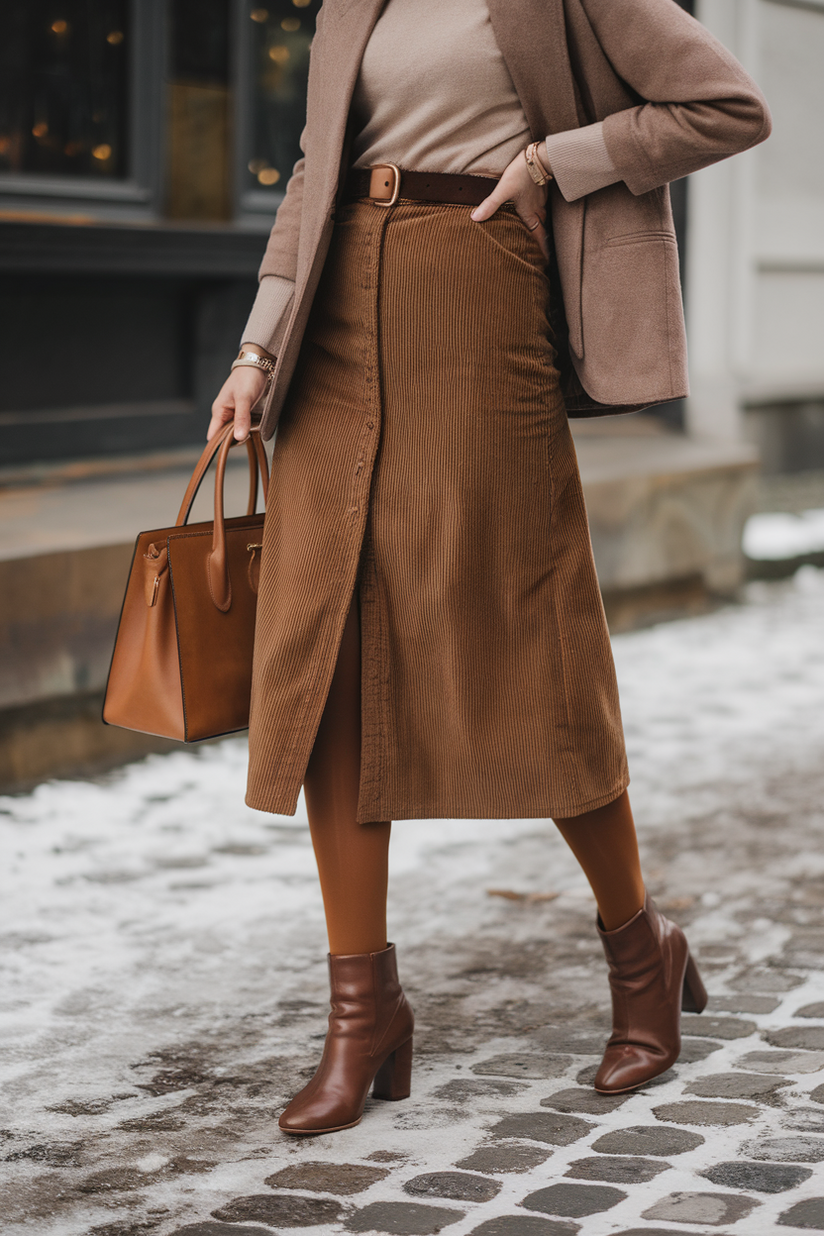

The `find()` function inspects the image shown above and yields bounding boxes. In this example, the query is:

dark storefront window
[166,0,232,221]
[0,1,331,467]
[0,0,321,220]
[0,2,129,180]
[244,0,321,196]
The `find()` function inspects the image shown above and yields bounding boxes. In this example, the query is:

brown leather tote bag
[103,422,269,742]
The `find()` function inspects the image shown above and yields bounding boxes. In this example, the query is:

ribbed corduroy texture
[245,199,629,822]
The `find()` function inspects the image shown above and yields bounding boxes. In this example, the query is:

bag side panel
[103,528,186,740]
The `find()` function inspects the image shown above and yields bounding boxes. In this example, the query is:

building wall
[687,0,824,469]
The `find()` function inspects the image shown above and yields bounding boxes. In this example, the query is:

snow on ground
[2,567,824,1235]
[744,509,824,560]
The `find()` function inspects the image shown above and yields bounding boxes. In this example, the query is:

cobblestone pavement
[3,570,824,1236]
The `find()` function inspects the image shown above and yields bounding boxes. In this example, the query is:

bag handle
[175,422,269,528]
[207,425,268,612]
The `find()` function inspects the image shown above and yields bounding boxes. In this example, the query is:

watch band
[231,351,276,377]
[524,141,553,187]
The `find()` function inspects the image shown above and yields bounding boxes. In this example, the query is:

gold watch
[231,350,277,377]
[524,141,553,187]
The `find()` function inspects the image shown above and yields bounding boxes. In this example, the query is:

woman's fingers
[231,396,253,443]
[470,160,522,220]
[522,209,551,260]
[470,182,512,223]
[207,392,232,442]
[533,224,551,261]
[470,150,549,257]
[208,370,268,442]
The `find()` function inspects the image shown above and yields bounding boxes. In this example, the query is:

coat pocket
[580,233,685,403]
[603,230,678,248]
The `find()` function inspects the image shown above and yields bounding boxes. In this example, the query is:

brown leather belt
[342,162,498,207]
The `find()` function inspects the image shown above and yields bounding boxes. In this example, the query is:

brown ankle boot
[278,942,414,1135]
[594,892,707,1094]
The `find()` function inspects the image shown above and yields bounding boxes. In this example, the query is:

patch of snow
[135,1153,169,1173]
[743,508,824,560]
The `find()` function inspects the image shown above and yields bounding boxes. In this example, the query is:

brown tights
[303,599,391,956]
[553,790,646,931]
[304,602,645,953]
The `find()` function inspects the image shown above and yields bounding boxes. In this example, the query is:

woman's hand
[208,365,269,443]
[470,146,551,260]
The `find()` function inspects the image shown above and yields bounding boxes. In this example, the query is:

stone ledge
[0,690,180,793]
[573,428,758,598]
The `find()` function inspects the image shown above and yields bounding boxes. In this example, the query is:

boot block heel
[682,951,708,1014]
[372,1037,413,1101]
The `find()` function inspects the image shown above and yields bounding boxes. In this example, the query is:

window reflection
[0,2,129,179]
[246,0,321,194]
[166,0,232,221]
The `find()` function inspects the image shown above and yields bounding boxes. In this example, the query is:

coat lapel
[315,0,388,175]
[486,0,582,137]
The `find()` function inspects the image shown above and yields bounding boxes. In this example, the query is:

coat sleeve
[237,124,306,354]
[545,0,771,201]
[240,273,296,355]
[257,128,306,286]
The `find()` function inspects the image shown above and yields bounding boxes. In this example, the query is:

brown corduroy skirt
[246,197,628,822]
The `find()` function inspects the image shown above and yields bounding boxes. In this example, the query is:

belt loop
[370,163,401,207]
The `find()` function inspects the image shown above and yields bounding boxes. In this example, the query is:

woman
[209,0,770,1136]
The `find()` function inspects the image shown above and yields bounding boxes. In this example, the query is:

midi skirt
[245,198,629,822]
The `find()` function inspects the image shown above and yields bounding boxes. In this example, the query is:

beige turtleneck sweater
[242,0,620,353]
[351,0,532,176]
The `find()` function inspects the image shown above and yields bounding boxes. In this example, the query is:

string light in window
[248,159,280,186]
[50,19,69,34]
[33,122,48,138]
[251,8,268,20]
[281,17,300,30]
[268,44,289,62]
[292,0,311,7]
[93,144,113,161]
[106,30,124,45]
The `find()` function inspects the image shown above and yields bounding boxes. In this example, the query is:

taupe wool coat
[252,0,771,437]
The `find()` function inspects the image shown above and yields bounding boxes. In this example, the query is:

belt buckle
[369,162,401,207]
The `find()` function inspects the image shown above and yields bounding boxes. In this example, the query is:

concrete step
[571,420,758,627]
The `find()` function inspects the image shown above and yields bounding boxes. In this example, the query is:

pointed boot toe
[594,892,707,1094]
[278,943,414,1137]
[278,1091,361,1135]
[594,1043,671,1094]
